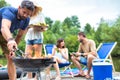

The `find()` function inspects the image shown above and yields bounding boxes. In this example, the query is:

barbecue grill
[12,57,55,80]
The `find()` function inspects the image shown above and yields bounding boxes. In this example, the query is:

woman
[24,2,47,79]
[46,38,69,80]
[25,6,45,58]
[52,38,69,63]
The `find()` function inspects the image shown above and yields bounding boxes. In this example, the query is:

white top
[25,13,45,41]
[25,28,43,41]
[55,51,68,63]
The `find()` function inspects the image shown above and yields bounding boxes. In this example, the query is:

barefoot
[85,74,91,79]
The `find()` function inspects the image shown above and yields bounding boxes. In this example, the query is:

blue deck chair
[81,42,117,75]
[96,42,117,72]
[43,44,73,77]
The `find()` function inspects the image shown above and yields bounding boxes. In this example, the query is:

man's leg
[71,56,84,75]
[5,54,16,80]
[86,54,96,78]
[0,35,16,80]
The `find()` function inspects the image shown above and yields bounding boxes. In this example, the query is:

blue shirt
[0,6,30,33]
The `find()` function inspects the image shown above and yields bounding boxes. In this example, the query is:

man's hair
[21,0,35,11]
[78,32,86,37]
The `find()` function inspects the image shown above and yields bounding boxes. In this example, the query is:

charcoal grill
[12,57,55,80]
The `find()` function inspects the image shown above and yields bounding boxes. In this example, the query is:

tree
[84,23,92,34]
[62,16,81,29]
[63,17,72,28]
[45,17,53,30]
[65,35,79,52]
[71,15,80,28]
[0,0,10,8]
[51,20,61,34]
[43,30,57,44]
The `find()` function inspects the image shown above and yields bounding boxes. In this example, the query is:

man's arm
[1,19,17,52]
[15,29,27,45]
[1,19,13,41]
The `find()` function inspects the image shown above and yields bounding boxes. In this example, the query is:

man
[0,0,35,80]
[71,32,97,79]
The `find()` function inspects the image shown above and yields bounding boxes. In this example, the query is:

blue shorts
[79,57,87,65]
[26,39,43,45]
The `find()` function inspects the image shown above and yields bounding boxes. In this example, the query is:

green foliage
[63,17,73,28]
[18,37,26,52]
[45,17,53,30]
[71,15,80,28]
[94,17,120,56]
[43,30,57,44]
[63,15,80,29]
[0,0,10,8]
[51,20,61,34]
[84,23,92,34]
[65,35,79,52]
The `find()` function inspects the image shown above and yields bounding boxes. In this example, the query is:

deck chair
[43,44,73,77]
[96,42,117,72]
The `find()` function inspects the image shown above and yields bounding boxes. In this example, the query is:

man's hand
[7,39,17,52]
[9,51,15,58]
[70,52,80,57]
[75,52,82,56]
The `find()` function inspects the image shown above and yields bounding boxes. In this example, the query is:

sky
[5,0,120,28]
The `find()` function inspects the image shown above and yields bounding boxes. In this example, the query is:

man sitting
[71,32,97,79]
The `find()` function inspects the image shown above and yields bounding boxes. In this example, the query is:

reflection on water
[0,57,120,72]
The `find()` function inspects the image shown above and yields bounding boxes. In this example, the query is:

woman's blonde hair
[31,5,42,18]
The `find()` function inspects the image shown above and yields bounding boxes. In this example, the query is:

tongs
[13,46,25,58]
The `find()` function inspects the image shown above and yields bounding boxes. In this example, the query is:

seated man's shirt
[78,39,97,57]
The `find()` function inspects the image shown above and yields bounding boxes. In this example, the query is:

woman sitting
[46,38,69,80]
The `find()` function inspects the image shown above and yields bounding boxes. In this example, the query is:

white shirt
[25,13,45,41]
[25,28,43,41]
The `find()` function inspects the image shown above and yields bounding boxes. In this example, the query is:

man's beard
[79,39,83,43]
[17,13,26,20]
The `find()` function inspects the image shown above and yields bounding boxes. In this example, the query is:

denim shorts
[26,39,43,45]
[79,56,87,65]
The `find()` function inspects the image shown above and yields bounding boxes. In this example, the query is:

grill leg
[20,72,25,80]
[36,71,41,80]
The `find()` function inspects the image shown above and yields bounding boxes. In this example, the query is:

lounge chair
[96,42,117,72]
[81,42,117,76]
[43,44,73,77]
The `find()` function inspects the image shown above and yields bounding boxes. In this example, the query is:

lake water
[0,57,120,72]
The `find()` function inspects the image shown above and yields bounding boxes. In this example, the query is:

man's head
[78,32,86,43]
[17,0,35,20]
